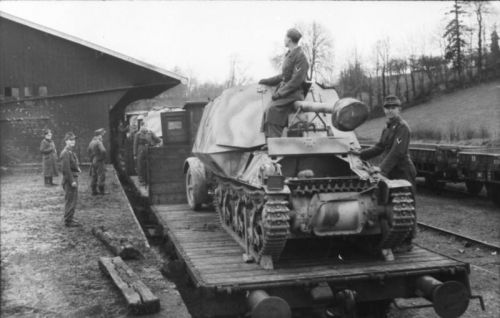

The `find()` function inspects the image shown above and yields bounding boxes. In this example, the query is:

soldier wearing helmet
[356,95,417,189]
[259,28,310,138]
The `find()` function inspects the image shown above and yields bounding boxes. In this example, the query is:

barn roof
[0,11,188,85]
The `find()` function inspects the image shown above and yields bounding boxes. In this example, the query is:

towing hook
[416,276,469,318]
[247,290,291,318]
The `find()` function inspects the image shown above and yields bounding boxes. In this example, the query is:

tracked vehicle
[184,83,416,269]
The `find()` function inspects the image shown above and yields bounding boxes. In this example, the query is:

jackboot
[48,177,57,186]
[44,177,50,186]
[91,185,99,196]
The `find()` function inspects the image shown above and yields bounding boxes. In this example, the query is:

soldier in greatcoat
[40,129,58,186]
[60,132,81,227]
[87,128,108,195]
[259,28,310,138]
[133,121,161,185]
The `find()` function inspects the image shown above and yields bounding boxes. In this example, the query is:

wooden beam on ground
[99,257,160,315]
[92,226,143,260]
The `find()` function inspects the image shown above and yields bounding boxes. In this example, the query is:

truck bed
[152,204,469,291]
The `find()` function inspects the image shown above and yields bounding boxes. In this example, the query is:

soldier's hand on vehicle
[71,181,77,188]
[271,92,281,101]
[348,149,361,156]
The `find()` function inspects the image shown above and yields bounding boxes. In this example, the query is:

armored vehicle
[184,83,416,269]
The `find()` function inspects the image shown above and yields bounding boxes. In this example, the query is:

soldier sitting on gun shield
[259,28,310,138]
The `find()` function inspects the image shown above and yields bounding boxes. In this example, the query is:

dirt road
[0,166,190,318]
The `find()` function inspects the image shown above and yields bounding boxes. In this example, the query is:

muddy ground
[0,166,190,318]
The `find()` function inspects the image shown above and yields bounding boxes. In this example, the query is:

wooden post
[99,257,160,314]
[92,226,143,260]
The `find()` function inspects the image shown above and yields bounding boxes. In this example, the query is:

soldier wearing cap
[357,95,417,189]
[133,120,161,185]
[259,28,310,138]
[60,132,81,227]
[87,128,108,195]
[40,128,58,186]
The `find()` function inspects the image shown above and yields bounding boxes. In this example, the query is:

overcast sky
[1,1,499,83]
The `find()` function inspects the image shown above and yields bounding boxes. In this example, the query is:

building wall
[0,92,123,164]
[0,16,179,165]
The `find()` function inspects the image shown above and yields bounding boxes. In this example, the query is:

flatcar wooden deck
[152,204,468,290]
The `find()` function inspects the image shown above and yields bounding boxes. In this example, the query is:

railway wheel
[486,183,500,206]
[465,180,483,196]
[185,165,208,211]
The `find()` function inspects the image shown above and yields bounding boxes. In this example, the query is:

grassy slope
[355,81,500,146]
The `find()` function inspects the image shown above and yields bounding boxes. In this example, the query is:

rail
[417,221,500,252]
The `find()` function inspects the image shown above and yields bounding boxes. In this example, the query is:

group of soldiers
[40,128,109,227]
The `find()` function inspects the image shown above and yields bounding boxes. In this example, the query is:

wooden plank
[203,259,459,284]
[92,226,143,260]
[99,257,160,314]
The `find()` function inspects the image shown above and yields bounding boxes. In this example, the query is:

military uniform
[87,135,107,195]
[360,116,417,190]
[40,137,58,185]
[60,142,81,226]
[259,46,309,137]
[133,129,161,184]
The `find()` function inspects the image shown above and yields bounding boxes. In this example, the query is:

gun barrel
[293,101,333,113]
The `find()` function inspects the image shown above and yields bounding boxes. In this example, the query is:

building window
[24,86,33,97]
[4,87,19,98]
[38,86,48,97]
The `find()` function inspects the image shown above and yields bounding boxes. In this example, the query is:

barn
[0,12,187,165]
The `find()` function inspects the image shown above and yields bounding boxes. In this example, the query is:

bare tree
[226,53,252,88]
[468,1,491,79]
[271,21,335,85]
[374,38,391,97]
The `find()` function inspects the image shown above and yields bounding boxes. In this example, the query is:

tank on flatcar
[184,83,416,269]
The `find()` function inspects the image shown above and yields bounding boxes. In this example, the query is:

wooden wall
[147,145,192,205]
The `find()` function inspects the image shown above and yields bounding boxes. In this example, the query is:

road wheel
[465,180,483,196]
[486,183,500,206]
[185,165,208,211]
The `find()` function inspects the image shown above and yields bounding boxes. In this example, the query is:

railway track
[417,221,500,252]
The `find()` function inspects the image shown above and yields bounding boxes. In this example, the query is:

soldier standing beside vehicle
[354,95,417,190]
[133,121,161,185]
[60,132,81,227]
[40,129,58,186]
[87,128,108,195]
[259,28,310,138]
[352,95,417,252]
